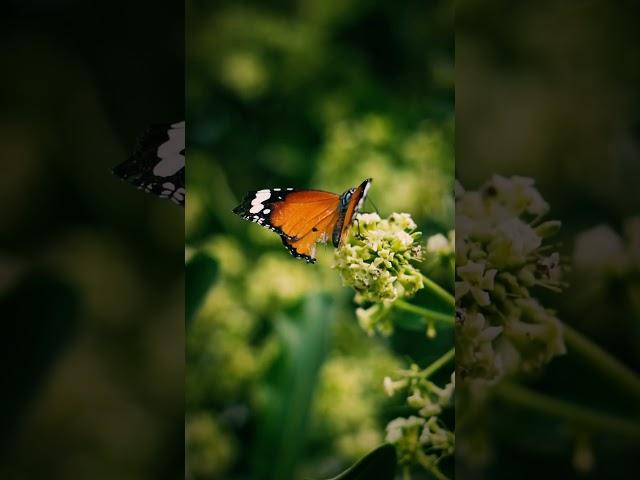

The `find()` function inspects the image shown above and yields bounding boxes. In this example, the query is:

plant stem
[394,299,454,326]
[402,466,411,480]
[424,348,455,379]
[495,382,640,439]
[416,452,450,480]
[421,274,455,307]
[428,465,450,480]
[563,322,640,401]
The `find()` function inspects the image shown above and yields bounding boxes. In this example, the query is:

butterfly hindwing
[113,121,185,206]
[280,206,341,263]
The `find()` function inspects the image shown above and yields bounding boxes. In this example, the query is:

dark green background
[1,1,184,479]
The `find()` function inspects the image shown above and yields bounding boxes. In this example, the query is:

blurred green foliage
[186,0,453,479]
[1,1,184,478]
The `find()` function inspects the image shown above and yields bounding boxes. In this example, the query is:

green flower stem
[563,322,640,401]
[402,466,411,480]
[428,465,450,480]
[416,451,450,480]
[424,348,455,379]
[496,382,640,440]
[394,299,454,326]
[421,273,455,307]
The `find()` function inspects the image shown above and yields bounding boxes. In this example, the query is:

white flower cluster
[384,366,455,468]
[334,213,424,336]
[456,176,566,383]
[335,212,424,303]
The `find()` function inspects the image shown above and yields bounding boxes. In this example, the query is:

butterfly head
[354,178,372,214]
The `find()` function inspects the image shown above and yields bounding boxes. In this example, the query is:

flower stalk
[423,348,455,378]
[393,299,454,327]
[496,382,640,440]
[562,323,640,401]
[421,273,455,307]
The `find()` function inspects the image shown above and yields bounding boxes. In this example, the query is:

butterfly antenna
[368,196,380,215]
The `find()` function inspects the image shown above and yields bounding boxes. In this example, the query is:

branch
[563,322,640,402]
[496,382,640,440]
[421,274,455,307]
[394,299,454,326]
[424,348,455,378]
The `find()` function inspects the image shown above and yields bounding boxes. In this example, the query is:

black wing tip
[112,157,135,178]
[232,195,254,216]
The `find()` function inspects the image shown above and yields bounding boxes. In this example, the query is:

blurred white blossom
[455,176,566,384]
[574,224,627,274]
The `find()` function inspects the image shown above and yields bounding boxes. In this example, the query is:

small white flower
[426,233,450,254]
[385,416,425,444]
[383,376,403,396]
[574,225,626,273]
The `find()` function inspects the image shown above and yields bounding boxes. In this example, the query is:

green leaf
[185,251,218,329]
[252,294,333,480]
[324,444,397,480]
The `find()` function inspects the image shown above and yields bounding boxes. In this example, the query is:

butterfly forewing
[113,121,185,206]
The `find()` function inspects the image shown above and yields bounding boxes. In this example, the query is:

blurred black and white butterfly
[113,121,185,206]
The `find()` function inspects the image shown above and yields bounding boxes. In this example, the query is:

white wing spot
[263,208,271,214]
[173,188,185,202]
[153,123,185,177]
[249,190,270,214]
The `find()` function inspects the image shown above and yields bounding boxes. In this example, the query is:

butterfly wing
[113,121,185,206]
[233,188,340,263]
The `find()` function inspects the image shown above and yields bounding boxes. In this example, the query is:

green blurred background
[1,1,184,479]
[457,1,640,478]
[186,1,453,479]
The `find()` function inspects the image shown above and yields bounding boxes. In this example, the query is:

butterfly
[113,121,185,206]
[233,178,372,263]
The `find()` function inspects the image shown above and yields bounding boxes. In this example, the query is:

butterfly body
[233,179,372,263]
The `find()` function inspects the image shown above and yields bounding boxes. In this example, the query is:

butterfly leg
[354,218,365,241]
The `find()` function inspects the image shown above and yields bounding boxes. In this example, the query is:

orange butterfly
[233,179,372,263]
